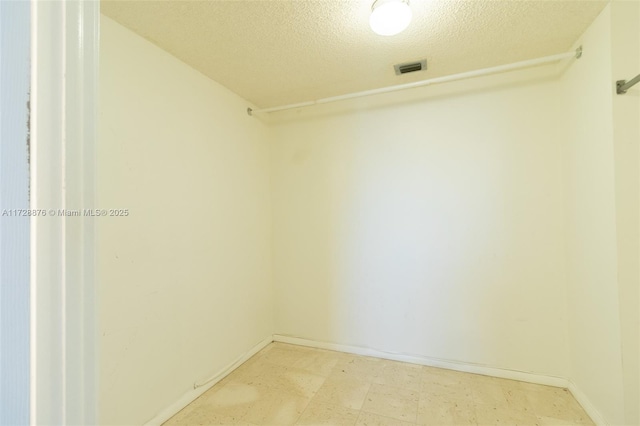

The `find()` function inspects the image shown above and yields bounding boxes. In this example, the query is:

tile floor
[164,343,594,426]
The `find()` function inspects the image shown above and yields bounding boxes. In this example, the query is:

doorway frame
[30,0,99,423]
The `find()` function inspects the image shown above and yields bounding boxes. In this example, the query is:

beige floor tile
[361,383,419,423]
[311,372,372,410]
[272,367,327,398]
[241,388,312,425]
[471,381,510,407]
[195,380,266,420]
[226,356,286,385]
[536,415,595,425]
[228,360,325,400]
[421,381,475,404]
[291,351,342,377]
[260,344,316,369]
[418,384,477,426]
[503,386,532,407]
[373,360,423,392]
[163,406,240,425]
[333,355,386,381]
[475,403,540,426]
[296,399,360,425]
[356,411,415,426]
[417,405,477,426]
[496,376,526,391]
[525,387,594,424]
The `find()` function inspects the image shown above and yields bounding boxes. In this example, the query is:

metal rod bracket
[617,73,640,94]
[617,80,628,94]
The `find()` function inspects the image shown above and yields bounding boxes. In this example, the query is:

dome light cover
[369,0,412,36]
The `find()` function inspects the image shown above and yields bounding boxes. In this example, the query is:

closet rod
[617,73,640,94]
[247,46,582,116]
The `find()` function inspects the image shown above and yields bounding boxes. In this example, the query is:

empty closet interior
[97,1,639,425]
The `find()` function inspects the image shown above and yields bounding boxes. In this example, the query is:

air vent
[394,59,427,75]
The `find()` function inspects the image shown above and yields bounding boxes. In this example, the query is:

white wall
[98,16,273,425]
[611,3,640,423]
[270,66,570,378]
[561,3,639,424]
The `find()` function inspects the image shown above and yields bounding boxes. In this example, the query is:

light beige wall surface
[610,3,640,424]
[270,68,570,378]
[98,16,273,425]
[611,1,640,423]
[561,3,638,424]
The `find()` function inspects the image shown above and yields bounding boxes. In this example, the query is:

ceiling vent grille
[394,59,427,75]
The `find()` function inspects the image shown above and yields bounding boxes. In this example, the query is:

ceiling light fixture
[369,0,412,36]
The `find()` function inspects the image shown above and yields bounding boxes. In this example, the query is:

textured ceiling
[101,0,607,109]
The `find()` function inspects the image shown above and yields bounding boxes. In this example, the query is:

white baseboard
[567,381,607,426]
[143,336,273,426]
[273,334,569,389]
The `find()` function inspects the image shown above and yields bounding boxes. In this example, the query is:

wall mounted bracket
[617,73,640,94]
